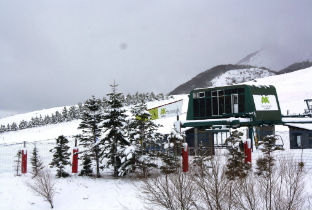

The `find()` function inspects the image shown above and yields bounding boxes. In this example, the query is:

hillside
[169,64,275,95]
[277,60,312,74]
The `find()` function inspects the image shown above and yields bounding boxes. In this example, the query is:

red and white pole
[182,143,189,172]
[244,139,252,164]
[72,147,79,173]
[21,142,27,174]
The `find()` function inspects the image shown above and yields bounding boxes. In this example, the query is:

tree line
[0,91,170,134]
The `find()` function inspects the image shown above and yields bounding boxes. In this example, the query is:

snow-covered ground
[0,67,312,210]
[211,68,274,87]
[0,173,147,210]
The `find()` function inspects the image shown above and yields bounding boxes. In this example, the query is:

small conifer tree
[255,135,284,210]
[79,154,93,176]
[31,145,44,177]
[225,130,250,180]
[102,82,129,177]
[159,130,183,174]
[50,135,71,178]
[119,100,162,177]
[77,96,103,177]
[15,150,22,176]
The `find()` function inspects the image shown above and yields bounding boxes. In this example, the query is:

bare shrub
[232,173,260,210]
[253,156,306,210]
[26,169,56,209]
[192,154,229,210]
[273,157,306,210]
[140,170,197,210]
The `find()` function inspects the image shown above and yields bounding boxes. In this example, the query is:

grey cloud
[0,0,311,115]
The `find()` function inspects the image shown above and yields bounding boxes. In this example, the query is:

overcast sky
[0,0,312,117]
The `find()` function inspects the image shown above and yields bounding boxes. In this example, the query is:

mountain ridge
[169,64,275,95]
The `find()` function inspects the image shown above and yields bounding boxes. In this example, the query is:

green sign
[149,108,159,120]
[261,96,270,104]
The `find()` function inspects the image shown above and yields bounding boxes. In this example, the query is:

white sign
[159,100,183,118]
[253,95,279,111]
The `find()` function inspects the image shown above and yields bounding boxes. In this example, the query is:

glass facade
[193,88,245,119]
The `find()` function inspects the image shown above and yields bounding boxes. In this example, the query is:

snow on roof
[182,117,251,124]
[285,123,312,130]
[282,117,312,123]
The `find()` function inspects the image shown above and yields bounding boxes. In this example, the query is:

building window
[212,91,219,115]
[193,99,199,118]
[309,134,312,147]
[231,94,239,114]
[225,95,231,114]
[296,135,302,148]
[199,98,205,117]
[206,97,212,117]
[199,92,205,98]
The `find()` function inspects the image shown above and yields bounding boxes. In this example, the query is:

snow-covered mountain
[237,49,312,71]
[210,67,274,87]
[169,64,275,95]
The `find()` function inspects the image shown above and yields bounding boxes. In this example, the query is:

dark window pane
[193,99,199,118]
[205,91,211,98]
[200,98,205,117]
[219,90,224,96]
[225,89,232,95]
[199,92,205,98]
[239,95,245,113]
[212,97,218,115]
[212,91,218,96]
[225,96,231,114]
[219,96,225,114]
[206,98,212,117]
[238,88,245,94]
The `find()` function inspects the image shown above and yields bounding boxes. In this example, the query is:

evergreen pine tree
[255,135,283,176]
[77,103,84,118]
[68,106,78,120]
[31,145,44,177]
[159,131,182,174]
[55,111,63,123]
[43,115,51,125]
[119,100,162,177]
[51,114,56,124]
[77,96,103,177]
[14,150,22,176]
[10,122,18,131]
[255,135,284,210]
[50,135,71,178]
[62,107,69,121]
[102,82,129,177]
[225,130,250,180]
[79,154,93,176]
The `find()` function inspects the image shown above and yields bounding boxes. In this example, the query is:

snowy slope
[0,106,72,126]
[211,68,274,86]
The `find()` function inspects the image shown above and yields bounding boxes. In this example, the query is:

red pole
[22,148,27,174]
[182,143,189,172]
[72,148,79,173]
[244,139,252,164]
